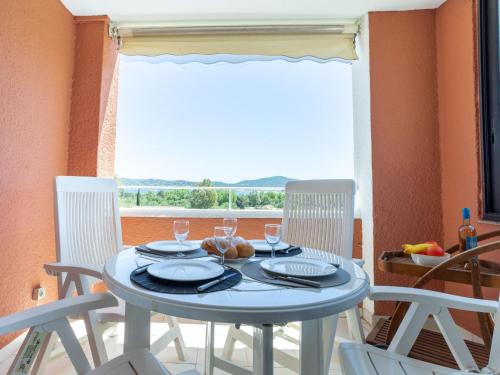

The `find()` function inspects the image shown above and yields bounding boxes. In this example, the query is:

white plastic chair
[17,176,186,374]
[282,179,356,257]
[5,293,197,375]
[340,286,500,375]
[221,179,364,372]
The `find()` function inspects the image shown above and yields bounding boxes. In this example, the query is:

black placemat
[254,247,302,258]
[241,260,350,288]
[130,267,242,294]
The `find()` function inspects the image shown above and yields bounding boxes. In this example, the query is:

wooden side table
[368,231,500,369]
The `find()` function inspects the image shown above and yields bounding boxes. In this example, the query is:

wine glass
[214,226,231,265]
[173,220,189,253]
[223,218,238,238]
[264,224,282,258]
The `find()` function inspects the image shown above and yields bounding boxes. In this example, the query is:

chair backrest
[54,176,123,267]
[282,179,355,258]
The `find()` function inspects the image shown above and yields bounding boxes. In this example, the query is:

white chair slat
[400,361,439,375]
[367,351,406,375]
[340,343,460,375]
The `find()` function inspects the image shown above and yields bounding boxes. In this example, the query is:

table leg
[205,322,215,375]
[300,315,338,375]
[253,324,274,375]
[124,302,150,353]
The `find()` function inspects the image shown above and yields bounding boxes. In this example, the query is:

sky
[115,55,354,183]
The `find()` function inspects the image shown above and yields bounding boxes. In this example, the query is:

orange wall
[370,0,499,332]
[68,16,118,177]
[98,62,119,177]
[122,217,363,259]
[0,0,75,346]
[436,0,500,334]
[369,10,444,314]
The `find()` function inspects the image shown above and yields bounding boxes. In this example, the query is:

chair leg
[273,325,300,346]
[222,324,300,371]
[345,307,365,343]
[44,319,92,375]
[222,325,239,360]
[107,323,119,337]
[166,316,187,361]
[74,275,108,367]
[7,328,47,375]
[30,331,59,375]
[81,307,108,367]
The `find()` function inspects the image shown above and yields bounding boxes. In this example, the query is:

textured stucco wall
[121,217,363,259]
[369,0,498,330]
[437,0,499,335]
[98,61,119,177]
[68,16,118,177]
[0,0,75,347]
[369,10,444,315]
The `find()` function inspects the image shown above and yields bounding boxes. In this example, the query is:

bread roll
[201,237,238,258]
[224,246,238,259]
[231,237,255,258]
[201,238,218,254]
[236,242,255,258]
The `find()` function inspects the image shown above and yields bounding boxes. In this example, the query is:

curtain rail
[114,24,358,38]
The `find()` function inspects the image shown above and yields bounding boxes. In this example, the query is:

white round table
[103,247,369,375]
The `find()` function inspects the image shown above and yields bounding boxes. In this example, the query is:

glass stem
[271,244,275,258]
[221,252,225,265]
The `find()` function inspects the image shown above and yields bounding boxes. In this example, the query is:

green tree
[199,178,213,187]
[236,194,249,209]
[260,193,271,206]
[247,192,261,207]
[217,190,230,207]
[189,179,218,209]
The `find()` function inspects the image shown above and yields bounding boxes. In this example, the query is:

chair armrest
[352,258,365,267]
[370,286,498,314]
[0,293,117,335]
[44,262,103,280]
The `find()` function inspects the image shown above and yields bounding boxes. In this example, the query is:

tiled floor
[0,316,370,374]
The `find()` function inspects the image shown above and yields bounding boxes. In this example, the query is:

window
[480,0,500,220]
[115,54,354,210]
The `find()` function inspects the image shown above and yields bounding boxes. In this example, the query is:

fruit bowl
[411,252,451,267]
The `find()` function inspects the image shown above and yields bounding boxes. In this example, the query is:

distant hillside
[118,176,297,188]
[232,176,297,187]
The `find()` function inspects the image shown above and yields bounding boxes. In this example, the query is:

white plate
[146,240,198,253]
[249,240,290,252]
[147,260,224,282]
[260,258,337,278]
[411,253,451,267]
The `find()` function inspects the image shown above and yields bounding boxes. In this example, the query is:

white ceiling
[61,0,447,23]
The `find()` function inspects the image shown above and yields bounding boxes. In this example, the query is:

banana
[402,243,431,254]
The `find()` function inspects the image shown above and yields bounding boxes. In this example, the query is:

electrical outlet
[32,286,46,301]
